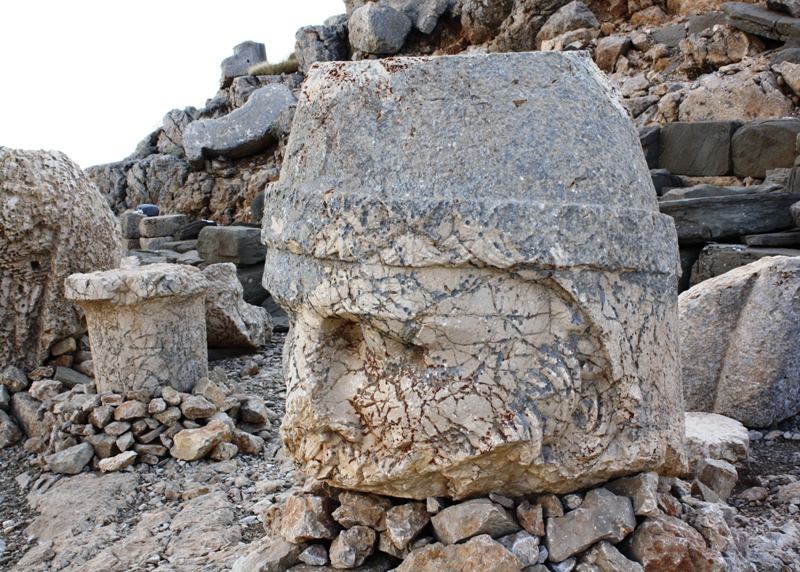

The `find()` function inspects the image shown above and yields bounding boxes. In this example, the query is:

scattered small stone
[99,451,138,472]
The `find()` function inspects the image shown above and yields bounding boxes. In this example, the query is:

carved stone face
[263,52,685,499]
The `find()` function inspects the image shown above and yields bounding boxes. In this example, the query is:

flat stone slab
[745,229,800,246]
[197,226,266,266]
[689,243,800,286]
[658,121,740,177]
[722,1,800,42]
[183,84,296,169]
[659,193,800,243]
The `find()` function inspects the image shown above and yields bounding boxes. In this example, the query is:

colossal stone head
[263,52,685,500]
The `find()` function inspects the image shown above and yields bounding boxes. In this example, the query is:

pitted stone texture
[203,263,271,349]
[183,84,297,169]
[680,256,800,427]
[65,263,208,395]
[0,148,122,371]
[264,53,685,500]
[394,535,523,571]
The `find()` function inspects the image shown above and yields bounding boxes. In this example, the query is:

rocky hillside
[85,0,800,225]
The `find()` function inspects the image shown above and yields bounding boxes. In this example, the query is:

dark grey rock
[197,226,266,265]
[769,46,800,64]
[639,126,660,170]
[183,85,297,170]
[295,17,349,74]
[652,23,686,48]
[627,96,660,119]
[220,41,267,88]
[688,12,729,35]
[126,156,190,208]
[386,0,449,34]
[0,384,9,412]
[722,1,800,42]
[139,214,191,238]
[157,107,200,158]
[650,169,682,196]
[262,296,290,332]
[237,264,270,306]
[679,246,703,293]
[659,121,741,176]
[46,442,94,475]
[745,229,800,246]
[660,183,782,201]
[174,220,217,241]
[349,3,412,54]
[250,191,266,225]
[792,199,800,226]
[0,409,21,448]
[689,243,800,286]
[731,119,800,178]
[769,0,800,17]
[660,193,800,243]
[54,367,93,389]
[120,211,145,239]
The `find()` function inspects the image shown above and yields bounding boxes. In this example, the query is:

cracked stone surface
[65,264,209,395]
[263,52,685,500]
[0,147,122,371]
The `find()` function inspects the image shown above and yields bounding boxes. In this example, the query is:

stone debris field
[4,0,800,570]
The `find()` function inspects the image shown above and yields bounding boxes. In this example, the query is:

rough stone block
[348,3,412,54]
[658,121,740,176]
[203,263,271,349]
[120,211,145,239]
[639,126,660,170]
[689,243,800,286]
[684,412,749,475]
[731,118,800,178]
[139,214,190,238]
[197,226,266,265]
[295,18,349,74]
[263,52,685,500]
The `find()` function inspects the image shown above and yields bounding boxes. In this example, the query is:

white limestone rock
[203,263,271,349]
[263,52,685,500]
[684,412,749,474]
[65,263,208,395]
[0,148,122,371]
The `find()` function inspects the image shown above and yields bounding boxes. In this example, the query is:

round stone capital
[65,263,207,306]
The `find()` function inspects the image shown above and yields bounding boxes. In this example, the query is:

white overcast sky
[0,0,343,169]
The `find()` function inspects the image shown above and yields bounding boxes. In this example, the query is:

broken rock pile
[12,366,277,474]
[235,467,754,571]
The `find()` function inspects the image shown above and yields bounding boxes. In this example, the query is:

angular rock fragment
[299,543,330,566]
[98,450,137,472]
[330,525,377,569]
[180,395,217,420]
[684,412,749,473]
[203,263,271,349]
[46,442,94,475]
[265,52,685,500]
[139,214,190,238]
[220,41,267,88]
[731,118,800,178]
[348,3,412,54]
[605,472,660,517]
[658,121,740,177]
[431,499,519,545]
[295,17,348,74]
[11,392,51,438]
[545,488,636,563]
[231,429,265,455]
[170,420,230,461]
[394,535,523,571]
[497,530,540,567]
[518,501,546,536]
[114,400,148,421]
[627,515,726,571]
[1,366,28,393]
[0,410,22,448]
[281,493,340,544]
[333,492,392,530]
[695,458,738,501]
[536,1,599,48]
[209,442,238,461]
[580,540,643,572]
[384,502,429,549]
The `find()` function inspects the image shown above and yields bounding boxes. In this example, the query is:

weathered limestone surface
[680,256,800,427]
[0,148,122,370]
[263,53,686,500]
[684,412,749,473]
[203,263,271,349]
[65,263,208,395]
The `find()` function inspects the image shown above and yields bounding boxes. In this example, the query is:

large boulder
[680,256,800,427]
[658,121,740,177]
[183,84,297,170]
[0,148,122,371]
[348,3,412,54]
[203,263,272,349]
[731,118,800,178]
[263,53,686,500]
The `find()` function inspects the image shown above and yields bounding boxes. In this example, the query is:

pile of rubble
[4,364,276,475]
[235,466,754,571]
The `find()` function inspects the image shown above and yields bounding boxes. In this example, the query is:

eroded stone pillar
[65,263,208,395]
[263,52,686,500]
